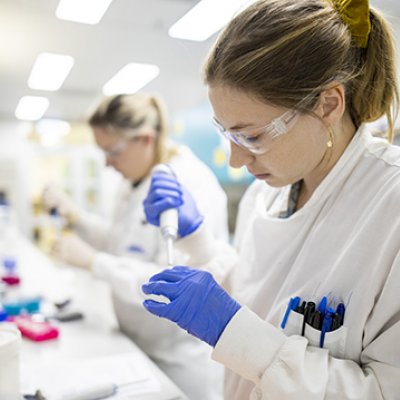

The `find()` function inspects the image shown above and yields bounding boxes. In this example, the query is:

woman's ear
[316,84,346,124]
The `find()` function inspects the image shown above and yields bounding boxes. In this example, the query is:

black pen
[296,300,306,315]
[311,310,323,330]
[302,301,315,336]
[331,312,341,331]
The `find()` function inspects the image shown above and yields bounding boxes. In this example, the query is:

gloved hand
[143,173,203,238]
[52,232,96,270]
[42,184,80,225]
[142,266,241,346]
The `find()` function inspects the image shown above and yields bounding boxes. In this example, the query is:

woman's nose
[229,142,254,169]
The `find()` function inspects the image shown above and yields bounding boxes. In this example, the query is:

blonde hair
[88,93,176,163]
[204,0,399,141]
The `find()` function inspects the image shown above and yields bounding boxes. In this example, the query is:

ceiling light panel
[28,53,74,91]
[56,0,114,25]
[102,63,160,96]
[169,0,257,42]
[15,96,50,121]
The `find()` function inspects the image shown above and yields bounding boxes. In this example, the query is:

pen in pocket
[318,296,327,314]
[336,303,345,325]
[301,301,315,336]
[296,300,306,315]
[280,296,300,329]
[319,307,335,348]
[331,312,341,331]
[311,310,323,330]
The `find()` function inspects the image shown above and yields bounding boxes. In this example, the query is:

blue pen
[336,303,345,326]
[319,307,334,348]
[318,296,327,314]
[280,296,300,329]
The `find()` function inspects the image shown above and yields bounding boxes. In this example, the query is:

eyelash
[240,132,262,143]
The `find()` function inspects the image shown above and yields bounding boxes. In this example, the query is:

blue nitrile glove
[143,172,204,238]
[142,266,241,346]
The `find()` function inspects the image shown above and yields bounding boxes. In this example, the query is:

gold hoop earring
[327,126,334,148]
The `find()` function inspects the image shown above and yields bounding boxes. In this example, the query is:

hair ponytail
[348,8,399,141]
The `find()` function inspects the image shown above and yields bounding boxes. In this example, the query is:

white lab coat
[194,126,400,399]
[75,144,231,400]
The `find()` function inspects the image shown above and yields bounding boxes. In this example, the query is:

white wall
[0,121,33,236]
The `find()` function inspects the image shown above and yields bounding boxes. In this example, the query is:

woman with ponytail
[42,92,230,400]
[142,0,400,398]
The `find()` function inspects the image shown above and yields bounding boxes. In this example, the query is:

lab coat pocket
[304,323,348,359]
[280,304,304,337]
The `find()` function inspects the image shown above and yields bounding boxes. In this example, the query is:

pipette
[151,164,178,267]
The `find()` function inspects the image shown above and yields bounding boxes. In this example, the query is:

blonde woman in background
[43,93,232,400]
[141,0,400,399]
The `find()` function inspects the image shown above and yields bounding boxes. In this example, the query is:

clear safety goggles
[102,131,152,159]
[212,96,314,155]
[102,138,131,159]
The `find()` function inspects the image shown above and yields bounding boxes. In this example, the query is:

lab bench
[9,237,188,400]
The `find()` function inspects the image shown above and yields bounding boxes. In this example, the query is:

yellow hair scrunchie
[332,0,371,48]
